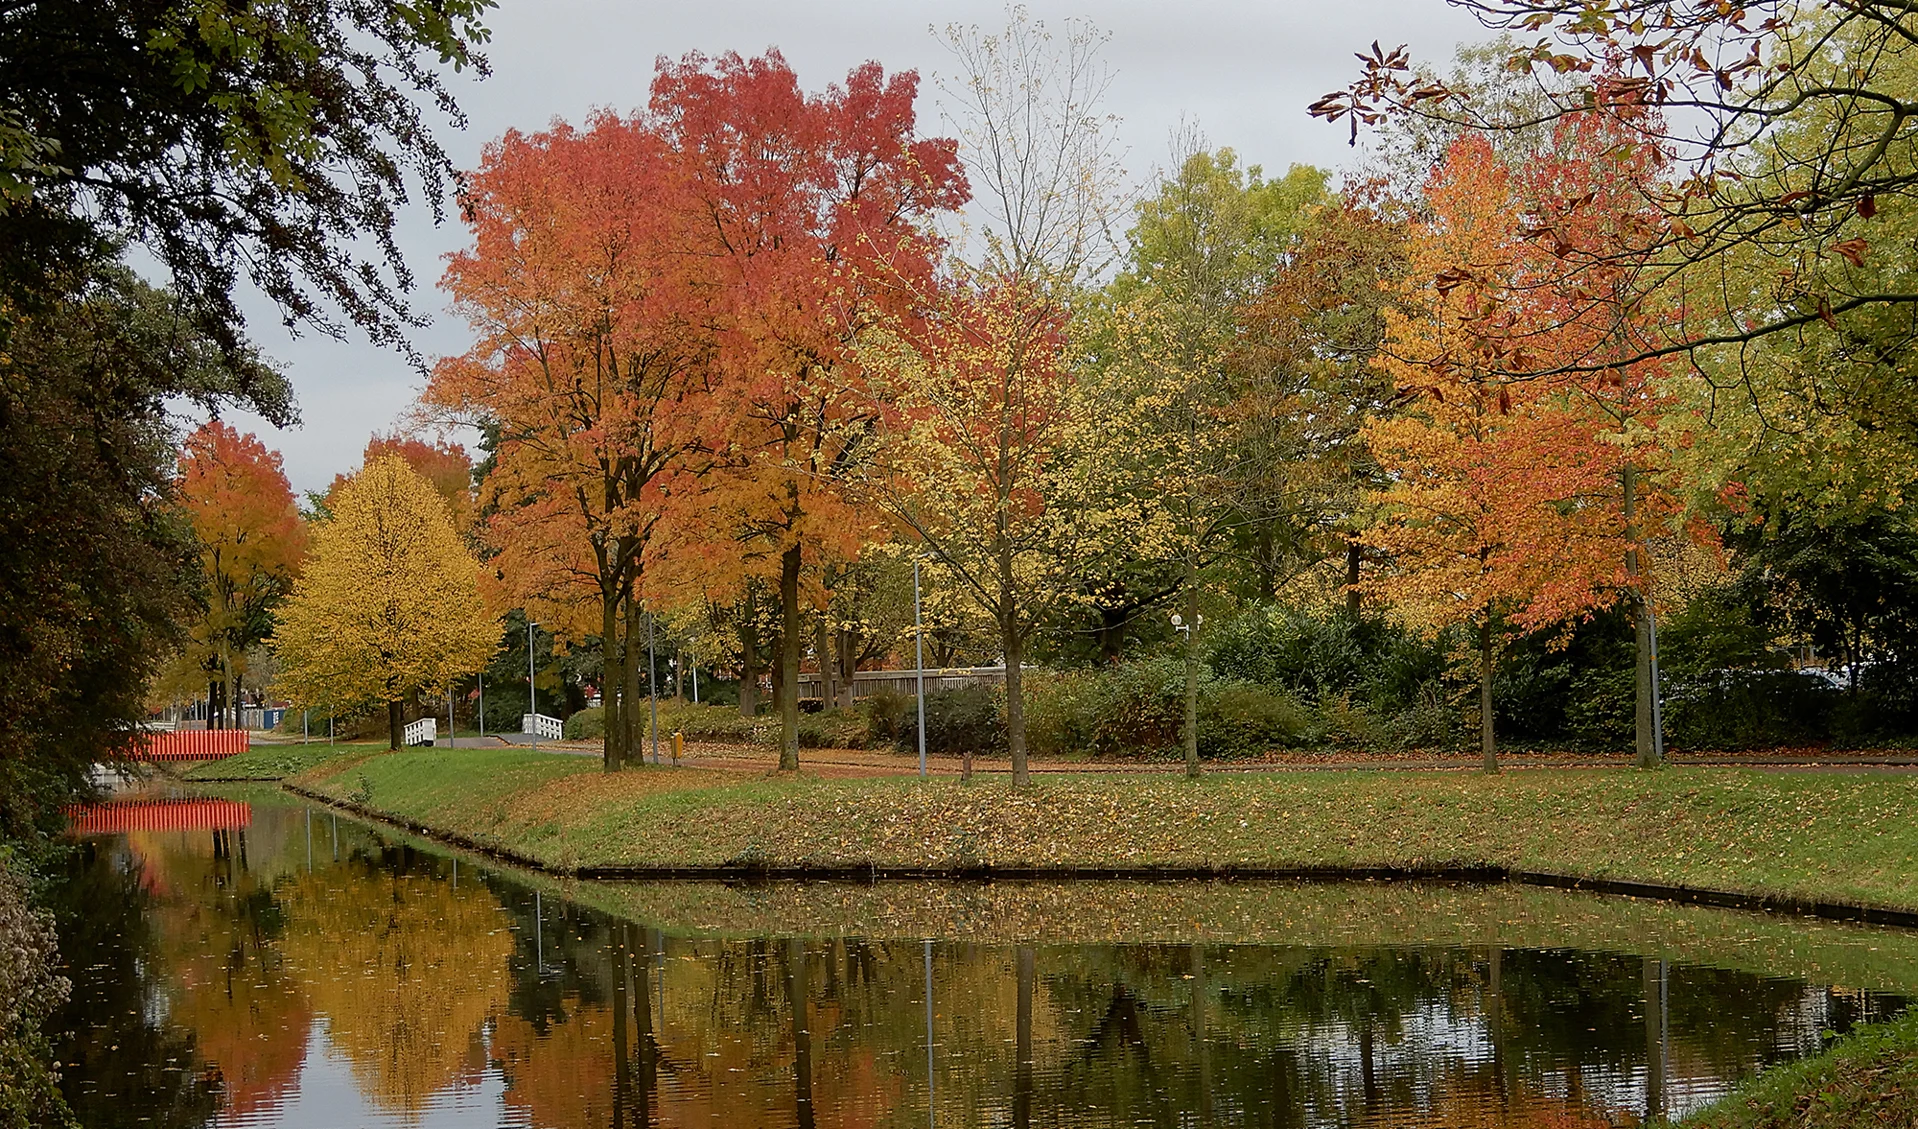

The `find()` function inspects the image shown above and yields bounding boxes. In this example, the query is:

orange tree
[428,113,713,770]
[1362,133,1630,771]
[174,421,306,729]
[651,50,965,770]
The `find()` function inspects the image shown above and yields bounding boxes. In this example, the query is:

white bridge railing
[522,713,563,741]
[403,717,437,747]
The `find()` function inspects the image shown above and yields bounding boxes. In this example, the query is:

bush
[1667,669,1839,749]
[563,707,604,741]
[861,688,915,744]
[894,685,1005,756]
[1024,658,1315,759]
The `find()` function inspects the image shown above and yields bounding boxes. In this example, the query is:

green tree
[0,262,288,843]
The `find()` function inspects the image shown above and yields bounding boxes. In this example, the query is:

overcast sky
[214,0,1486,494]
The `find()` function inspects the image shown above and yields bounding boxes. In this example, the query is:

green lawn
[293,748,1918,913]
[181,739,376,781]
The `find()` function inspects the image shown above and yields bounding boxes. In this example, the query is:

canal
[49,789,1915,1127]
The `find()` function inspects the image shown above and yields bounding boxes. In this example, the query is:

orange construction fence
[134,729,250,761]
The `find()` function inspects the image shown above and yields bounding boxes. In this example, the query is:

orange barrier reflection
[66,798,252,835]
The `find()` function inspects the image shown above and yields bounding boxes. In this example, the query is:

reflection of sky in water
[218,1019,524,1129]
[50,798,1915,1129]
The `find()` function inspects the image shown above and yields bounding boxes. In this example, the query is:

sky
[214,0,1487,495]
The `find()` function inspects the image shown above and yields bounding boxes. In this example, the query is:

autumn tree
[653,50,965,770]
[865,12,1124,785]
[174,421,306,729]
[429,113,712,771]
[1363,134,1629,771]
[1098,147,1330,776]
[275,456,498,749]
[328,433,476,535]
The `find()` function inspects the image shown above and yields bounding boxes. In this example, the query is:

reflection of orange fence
[66,798,252,835]
[134,729,249,761]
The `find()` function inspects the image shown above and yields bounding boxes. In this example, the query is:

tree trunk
[1624,461,1660,767]
[387,698,403,751]
[739,595,760,718]
[207,679,220,730]
[1255,523,1278,602]
[1480,618,1498,774]
[814,611,833,710]
[1003,623,1027,787]
[834,628,857,709]
[602,588,625,771]
[778,543,802,771]
[1345,538,1363,619]
[1182,572,1200,779]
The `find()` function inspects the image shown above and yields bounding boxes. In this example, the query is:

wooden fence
[132,729,250,761]
[794,666,1010,702]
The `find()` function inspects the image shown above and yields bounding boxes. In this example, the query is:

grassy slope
[296,748,1918,912]
[1680,1007,1918,1127]
[180,740,375,781]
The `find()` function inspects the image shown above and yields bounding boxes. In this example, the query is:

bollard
[672,730,683,765]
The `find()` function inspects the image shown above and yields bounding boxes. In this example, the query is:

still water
[50,791,1912,1128]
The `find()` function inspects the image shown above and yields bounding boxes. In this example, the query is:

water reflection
[52,795,1910,1128]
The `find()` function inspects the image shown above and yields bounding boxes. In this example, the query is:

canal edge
[276,781,1918,929]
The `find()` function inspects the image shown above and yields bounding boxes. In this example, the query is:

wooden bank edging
[278,782,1918,930]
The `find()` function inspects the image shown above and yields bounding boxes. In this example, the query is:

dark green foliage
[0,0,496,358]
[1666,670,1838,750]
[861,688,916,744]
[1024,658,1316,759]
[0,264,288,845]
[894,685,1007,756]
[0,854,70,1128]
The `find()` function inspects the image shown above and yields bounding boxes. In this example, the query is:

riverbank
[1680,1005,1918,1127]
[285,747,1918,917]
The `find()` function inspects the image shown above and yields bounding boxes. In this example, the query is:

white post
[691,647,699,704]
[478,671,485,740]
[915,557,927,778]
[1649,604,1667,763]
[528,618,539,752]
[302,709,308,745]
[446,685,455,748]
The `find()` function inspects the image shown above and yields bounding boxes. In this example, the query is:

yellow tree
[275,456,498,749]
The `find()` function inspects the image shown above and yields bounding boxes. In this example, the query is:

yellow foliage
[274,455,497,711]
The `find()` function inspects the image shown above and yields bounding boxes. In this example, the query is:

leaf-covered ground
[293,748,1918,913]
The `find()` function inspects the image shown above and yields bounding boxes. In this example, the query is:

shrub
[563,706,603,741]
[894,685,1005,756]
[796,707,871,749]
[1197,681,1316,757]
[1025,659,1315,759]
[861,688,915,744]
[1666,669,1839,749]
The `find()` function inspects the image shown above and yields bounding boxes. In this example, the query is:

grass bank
[180,739,373,781]
[292,747,1918,915]
[1680,1007,1918,1127]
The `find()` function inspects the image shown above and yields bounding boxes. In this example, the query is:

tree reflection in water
[49,798,1913,1129]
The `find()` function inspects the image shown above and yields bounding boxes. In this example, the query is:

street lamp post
[914,556,927,778]
[648,610,661,765]
[528,619,539,751]
[478,671,485,741]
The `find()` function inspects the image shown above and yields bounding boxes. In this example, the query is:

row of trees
[114,5,1918,790]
